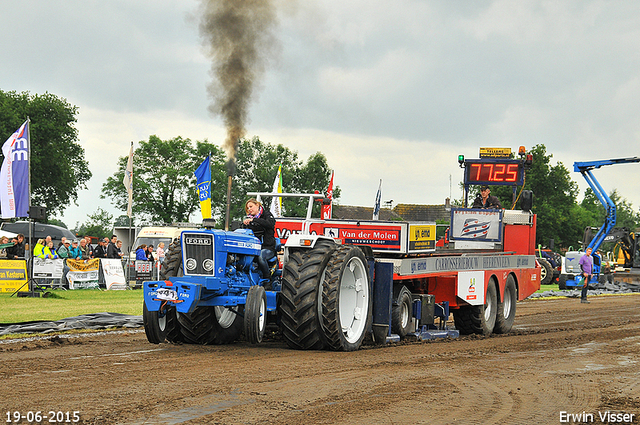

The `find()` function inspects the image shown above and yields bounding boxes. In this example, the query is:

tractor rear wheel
[279,240,337,350]
[453,278,498,336]
[245,285,267,344]
[538,259,553,285]
[321,245,372,351]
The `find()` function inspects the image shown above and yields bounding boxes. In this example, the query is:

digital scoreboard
[463,159,524,186]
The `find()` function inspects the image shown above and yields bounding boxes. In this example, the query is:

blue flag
[1,120,30,218]
[194,156,212,219]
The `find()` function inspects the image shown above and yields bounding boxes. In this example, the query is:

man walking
[579,247,593,304]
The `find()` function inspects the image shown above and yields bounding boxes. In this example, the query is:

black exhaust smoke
[198,0,277,229]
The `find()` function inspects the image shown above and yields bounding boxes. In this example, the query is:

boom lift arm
[573,157,640,252]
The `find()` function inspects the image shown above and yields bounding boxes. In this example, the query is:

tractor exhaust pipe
[225,174,232,231]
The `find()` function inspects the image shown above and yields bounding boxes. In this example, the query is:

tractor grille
[182,233,214,276]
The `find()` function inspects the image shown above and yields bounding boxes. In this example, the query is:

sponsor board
[450,208,503,242]
[275,219,436,254]
[0,259,28,292]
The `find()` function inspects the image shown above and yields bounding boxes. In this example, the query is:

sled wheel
[245,285,267,344]
[494,275,517,334]
[391,285,414,338]
[321,245,372,351]
[453,277,498,336]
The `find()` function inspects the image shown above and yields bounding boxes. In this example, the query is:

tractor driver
[242,198,277,279]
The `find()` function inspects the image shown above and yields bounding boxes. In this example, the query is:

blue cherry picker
[559,157,640,289]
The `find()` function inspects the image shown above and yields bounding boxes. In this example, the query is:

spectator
[107,235,119,258]
[7,234,25,259]
[58,239,72,258]
[135,244,148,261]
[116,240,124,258]
[84,236,94,258]
[0,236,10,258]
[156,242,165,263]
[146,244,155,262]
[34,239,47,258]
[57,237,67,250]
[78,238,90,260]
[44,241,58,259]
[69,240,82,259]
[94,238,107,259]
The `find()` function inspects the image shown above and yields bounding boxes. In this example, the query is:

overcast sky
[1,0,640,227]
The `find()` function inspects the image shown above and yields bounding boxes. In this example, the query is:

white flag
[270,165,283,218]
[123,142,134,217]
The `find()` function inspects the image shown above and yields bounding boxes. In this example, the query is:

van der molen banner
[1,120,30,219]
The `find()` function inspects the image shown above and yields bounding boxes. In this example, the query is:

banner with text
[66,258,100,289]
[0,259,28,293]
[33,258,64,279]
[102,258,127,290]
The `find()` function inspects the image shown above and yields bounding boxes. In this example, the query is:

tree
[0,90,91,215]
[73,207,114,239]
[101,135,338,226]
[231,137,339,221]
[101,135,216,224]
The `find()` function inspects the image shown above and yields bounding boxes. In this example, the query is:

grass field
[0,289,143,324]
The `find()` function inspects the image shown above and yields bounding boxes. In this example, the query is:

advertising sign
[274,219,436,254]
[66,258,100,289]
[33,258,64,279]
[102,259,127,290]
[457,271,485,305]
[0,259,28,293]
[449,208,503,242]
[408,223,436,251]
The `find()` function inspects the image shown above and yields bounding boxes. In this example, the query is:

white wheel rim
[215,306,236,328]
[484,291,494,322]
[259,297,266,332]
[400,298,410,328]
[503,285,513,319]
[158,314,167,332]
[339,256,369,344]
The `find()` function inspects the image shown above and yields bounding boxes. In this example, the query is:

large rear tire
[321,245,372,351]
[279,240,337,350]
[453,278,498,336]
[494,275,517,334]
[245,285,267,344]
[538,259,553,285]
[391,285,413,338]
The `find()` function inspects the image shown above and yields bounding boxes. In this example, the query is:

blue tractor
[143,221,279,345]
[143,194,375,351]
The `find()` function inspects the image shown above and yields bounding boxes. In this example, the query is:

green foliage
[101,135,207,224]
[74,207,114,239]
[47,218,68,229]
[0,90,91,214]
[101,135,338,225]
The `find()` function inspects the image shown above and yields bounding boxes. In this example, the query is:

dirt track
[2,294,640,424]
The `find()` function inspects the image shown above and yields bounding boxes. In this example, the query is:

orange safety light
[518,146,526,155]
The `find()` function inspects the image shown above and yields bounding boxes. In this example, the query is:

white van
[130,225,198,260]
